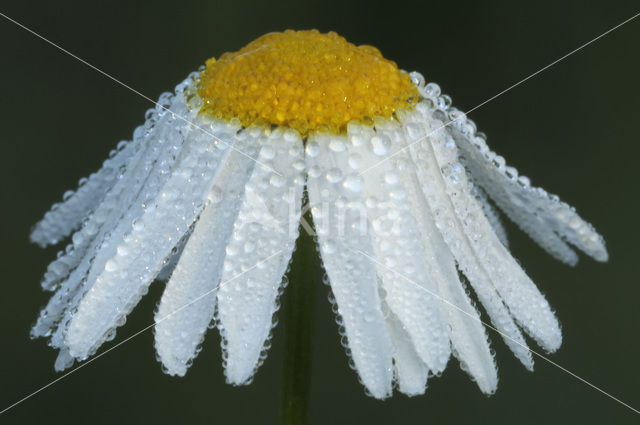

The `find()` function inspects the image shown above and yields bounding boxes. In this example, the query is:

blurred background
[0,1,638,424]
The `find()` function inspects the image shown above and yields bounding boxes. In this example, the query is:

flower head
[197,30,419,135]
[31,30,607,399]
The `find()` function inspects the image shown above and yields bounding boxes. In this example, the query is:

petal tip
[162,363,188,377]
[224,367,254,386]
[477,378,498,396]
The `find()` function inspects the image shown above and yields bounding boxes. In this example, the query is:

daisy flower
[31,29,607,399]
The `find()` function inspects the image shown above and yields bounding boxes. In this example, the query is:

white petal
[450,123,607,263]
[307,133,393,399]
[474,186,509,249]
[30,137,141,247]
[155,230,189,282]
[499,210,579,266]
[355,122,450,374]
[403,107,534,369]
[384,303,428,396]
[37,91,191,292]
[66,119,245,360]
[217,130,304,384]
[398,149,498,394]
[54,348,75,372]
[463,136,579,265]
[154,133,258,376]
[426,120,562,353]
[32,90,193,344]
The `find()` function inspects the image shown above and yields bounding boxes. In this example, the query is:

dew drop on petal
[371,136,390,156]
[308,165,322,178]
[259,145,276,160]
[269,174,286,187]
[329,139,346,152]
[348,154,363,170]
[384,171,399,185]
[208,187,223,204]
[326,168,344,183]
[306,141,320,158]
[322,240,337,254]
[343,174,363,192]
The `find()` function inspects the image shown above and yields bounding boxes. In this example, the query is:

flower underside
[197,30,419,136]
[29,30,608,400]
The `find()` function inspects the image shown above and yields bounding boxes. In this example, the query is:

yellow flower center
[197,30,419,136]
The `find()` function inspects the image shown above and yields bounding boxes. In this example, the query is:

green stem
[280,204,319,425]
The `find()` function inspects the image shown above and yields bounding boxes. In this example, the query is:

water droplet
[307,165,322,178]
[517,176,531,189]
[329,139,346,152]
[105,260,118,272]
[306,141,320,157]
[349,133,365,147]
[260,145,276,160]
[410,72,425,87]
[322,240,336,254]
[326,168,343,183]
[292,160,305,171]
[343,174,363,192]
[208,187,223,203]
[348,154,363,170]
[371,136,390,156]
[424,82,441,98]
[383,172,398,185]
[269,174,286,187]
[389,189,406,200]
[437,94,452,110]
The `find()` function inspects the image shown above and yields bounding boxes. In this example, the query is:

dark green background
[1,1,638,424]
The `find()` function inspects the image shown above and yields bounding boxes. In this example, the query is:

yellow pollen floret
[197,30,419,136]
